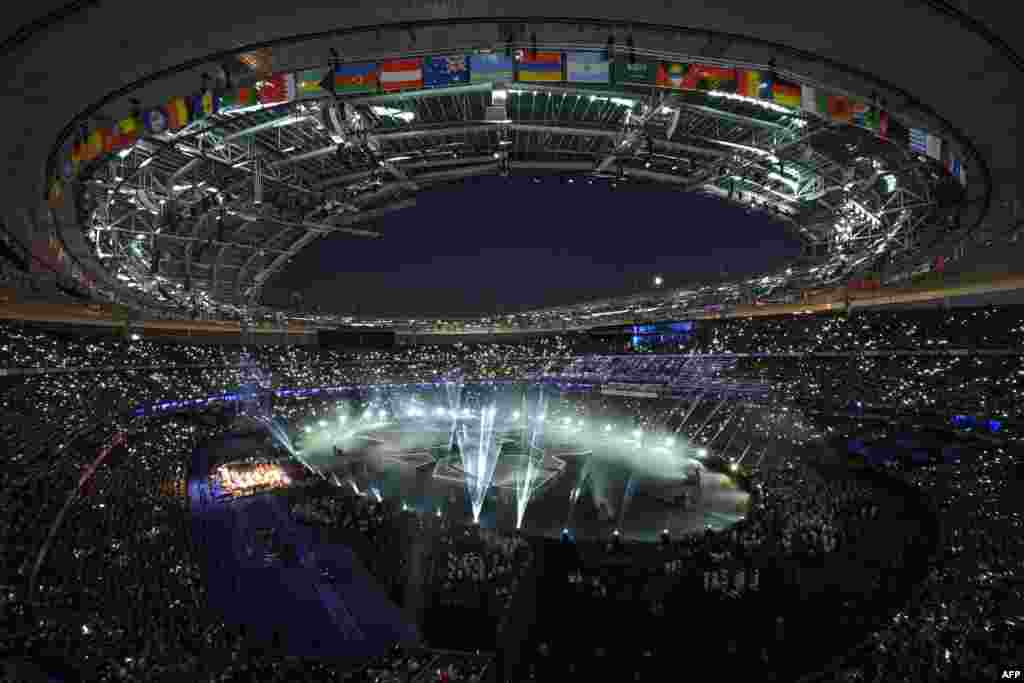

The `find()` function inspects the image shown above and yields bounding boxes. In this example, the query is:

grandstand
[2,5,1022,683]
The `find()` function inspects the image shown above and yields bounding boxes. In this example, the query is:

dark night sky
[267,176,802,316]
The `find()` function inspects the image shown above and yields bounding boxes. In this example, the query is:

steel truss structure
[74,43,956,323]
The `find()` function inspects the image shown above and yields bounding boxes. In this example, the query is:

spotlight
[318,420,327,428]
[633,429,642,440]
[653,275,664,287]
[730,462,739,472]
[605,424,613,432]
[697,448,708,457]
[130,333,141,341]
[304,426,312,433]
[665,437,675,446]
[437,509,442,517]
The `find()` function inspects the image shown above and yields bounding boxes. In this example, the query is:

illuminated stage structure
[214,460,298,498]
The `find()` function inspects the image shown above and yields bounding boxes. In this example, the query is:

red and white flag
[380,58,423,92]
[257,73,297,105]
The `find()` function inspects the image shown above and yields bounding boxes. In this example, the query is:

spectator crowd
[1,305,1022,681]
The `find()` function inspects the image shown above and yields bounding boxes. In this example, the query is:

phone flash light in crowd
[653,275,664,287]
[130,333,141,341]
[613,529,620,536]
[436,509,442,517]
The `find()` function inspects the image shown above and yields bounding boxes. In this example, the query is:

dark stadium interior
[1,4,1022,683]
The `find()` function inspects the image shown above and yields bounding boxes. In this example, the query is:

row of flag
[61,52,967,190]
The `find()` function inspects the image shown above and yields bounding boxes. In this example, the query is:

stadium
[1,3,1021,682]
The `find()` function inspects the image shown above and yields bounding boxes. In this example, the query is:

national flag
[86,127,113,157]
[71,142,83,170]
[860,107,889,138]
[380,58,423,92]
[114,115,143,148]
[295,68,329,99]
[220,86,259,111]
[909,128,929,156]
[801,85,824,116]
[686,64,737,92]
[166,96,190,130]
[89,129,107,158]
[657,62,689,89]
[143,107,169,135]
[48,235,64,265]
[946,155,966,186]
[926,134,942,161]
[518,51,562,82]
[613,59,657,86]
[470,53,515,83]
[771,78,802,108]
[101,127,120,153]
[190,89,218,120]
[333,62,379,94]
[47,177,64,209]
[851,100,870,126]
[80,132,97,162]
[566,51,610,84]
[736,69,763,98]
[258,73,297,104]
[423,55,470,88]
[825,94,854,123]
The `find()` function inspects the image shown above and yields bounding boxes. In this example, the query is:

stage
[294,420,748,544]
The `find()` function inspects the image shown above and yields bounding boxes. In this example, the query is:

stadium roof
[2,3,1020,325]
